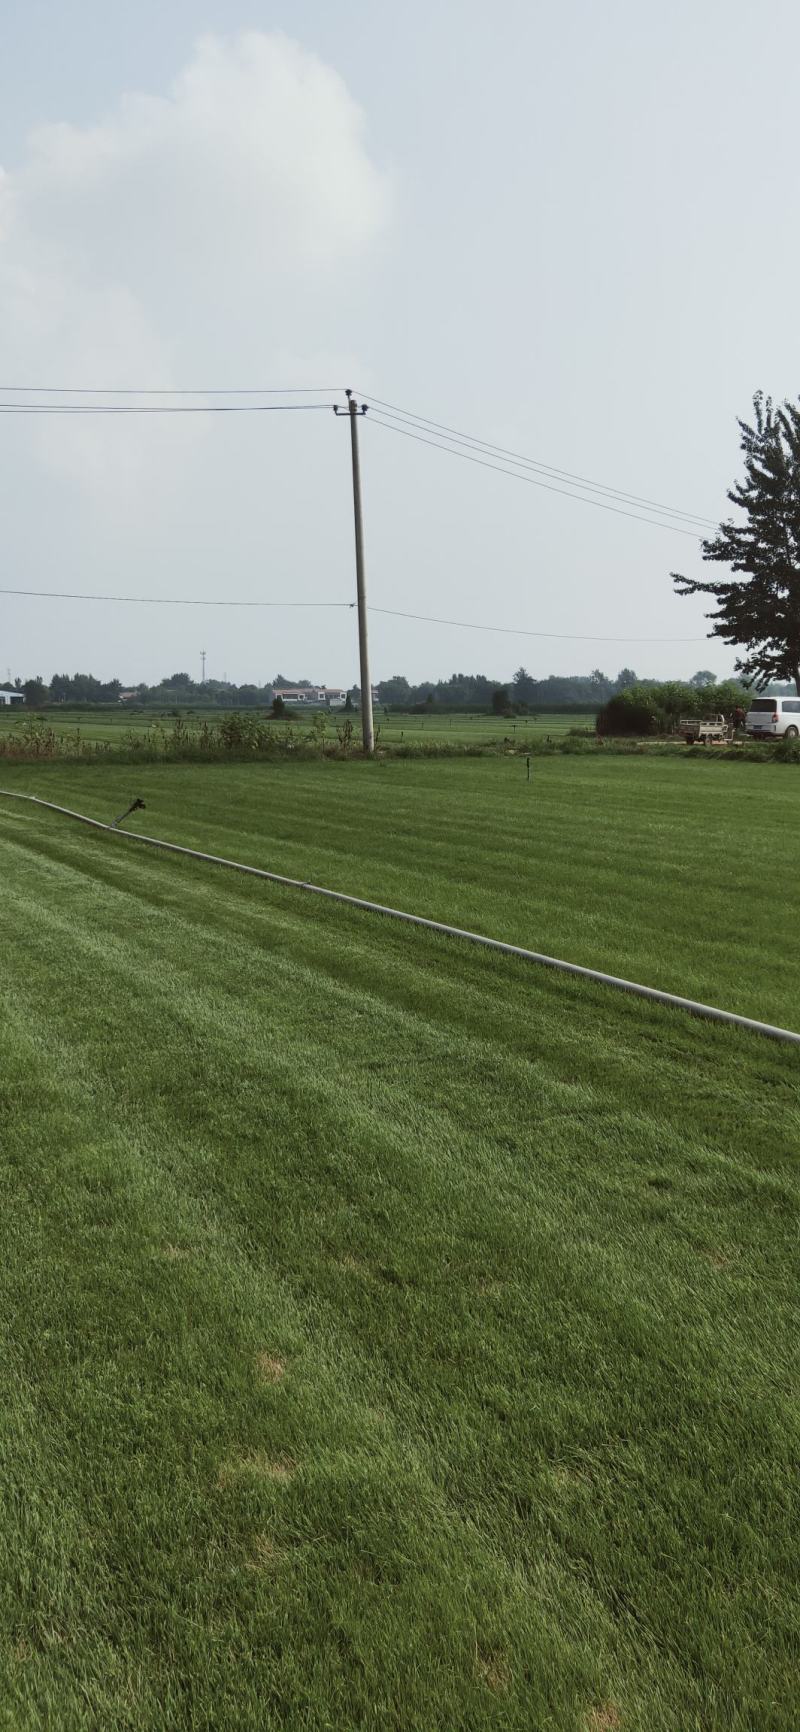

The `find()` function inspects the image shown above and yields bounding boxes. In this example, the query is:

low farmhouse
[272,686,348,707]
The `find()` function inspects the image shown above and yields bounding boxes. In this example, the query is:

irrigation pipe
[2,788,799,1048]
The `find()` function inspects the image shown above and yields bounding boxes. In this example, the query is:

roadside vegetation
[2,705,799,764]
[595,678,748,736]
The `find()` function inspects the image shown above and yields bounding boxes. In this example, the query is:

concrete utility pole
[337,388,374,755]
[200,649,206,684]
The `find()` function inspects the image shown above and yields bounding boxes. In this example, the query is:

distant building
[271,687,319,705]
[271,686,348,707]
[0,689,23,706]
[118,690,139,703]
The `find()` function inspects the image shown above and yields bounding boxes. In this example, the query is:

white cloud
[0,31,389,499]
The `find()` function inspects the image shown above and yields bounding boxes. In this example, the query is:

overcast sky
[1,0,798,687]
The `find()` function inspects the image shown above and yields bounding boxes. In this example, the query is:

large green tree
[23,677,49,706]
[673,392,800,693]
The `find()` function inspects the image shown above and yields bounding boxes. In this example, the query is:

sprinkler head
[111,796,146,830]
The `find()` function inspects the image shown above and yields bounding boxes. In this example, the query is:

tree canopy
[673,393,800,693]
[596,678,750,736]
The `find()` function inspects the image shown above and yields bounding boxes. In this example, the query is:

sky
[1,0,799,689]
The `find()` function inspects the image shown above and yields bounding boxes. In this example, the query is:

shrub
[0,718,60,758]
[596,688,661,736]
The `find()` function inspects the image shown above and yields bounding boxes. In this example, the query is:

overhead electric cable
[1,587,706,640]
[0,384,340,396]
[367,606,709,643]
[0,587,353,609]
[367,415,705,539]
[1,379,717,528]
[360,391,717,527]
[0,402,331,415]
[0,379,718,526]
[369,406,714,528]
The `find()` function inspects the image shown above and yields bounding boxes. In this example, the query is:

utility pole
[335,389,374,755]
[200,649,206,684]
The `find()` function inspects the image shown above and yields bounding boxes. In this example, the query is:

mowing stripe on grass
[3,786,800,1048]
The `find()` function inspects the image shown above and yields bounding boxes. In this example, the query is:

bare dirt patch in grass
[218,1451,296,1487]
[336,1252,369,1273]
[475,1276,506,1299]
[584,1703,621,1731]
[698,1245,738,1269]
[547,1461,590,1492]
[476,1649,510,1693]
[255,1352,285,1383]
[246,1534,282,1571]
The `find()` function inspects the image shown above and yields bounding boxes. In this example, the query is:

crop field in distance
[1,752,798,1730]
[0,703,596,747]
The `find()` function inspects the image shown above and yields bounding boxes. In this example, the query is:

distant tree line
[5,664,794,713]
[3,671,297,708]
[7,666,638,709]
[379,667,638,710]
[373,666,794,711]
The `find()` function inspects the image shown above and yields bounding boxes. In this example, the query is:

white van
[746,696,800,738]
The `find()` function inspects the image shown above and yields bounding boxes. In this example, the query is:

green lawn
[3,753,797,1025]
[0,756,798,1730]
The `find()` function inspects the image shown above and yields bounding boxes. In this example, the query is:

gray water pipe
[2,788,799,1048]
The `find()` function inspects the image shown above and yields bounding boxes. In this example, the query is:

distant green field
[0,703,596,747]
[1,754,798,1729]
[376,710,595,743]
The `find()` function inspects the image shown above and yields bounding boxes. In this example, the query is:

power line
[367,605,709,644]
[0,586,706,641]
[0,587,353,608]
[0,377,718,527]
[1,378,717,531]
[369,406,714,528]
[0,381,714,639]
[360,391,717,528]
[0,402,332,415]
[0,384,340,396]
[0,378,719,524]
[367,415,705,539]
[368,414,706,538]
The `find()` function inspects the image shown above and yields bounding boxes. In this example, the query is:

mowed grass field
[0,704,595,747]
[0,755,798,1730]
